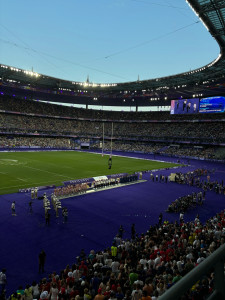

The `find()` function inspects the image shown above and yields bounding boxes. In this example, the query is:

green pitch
[0,151,179,195]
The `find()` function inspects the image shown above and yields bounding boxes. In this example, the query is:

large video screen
[170,98,199,114]
[199,96,225,113]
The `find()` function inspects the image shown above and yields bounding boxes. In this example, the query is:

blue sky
[0,0,220,84]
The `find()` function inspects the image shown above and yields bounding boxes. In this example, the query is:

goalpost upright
[110,122,113,157]
[102,122,104,156]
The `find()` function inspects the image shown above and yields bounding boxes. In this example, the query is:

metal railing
[159,243,225,300]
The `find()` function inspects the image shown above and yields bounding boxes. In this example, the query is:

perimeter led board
[199,96,225,113]
[170,98,199,114]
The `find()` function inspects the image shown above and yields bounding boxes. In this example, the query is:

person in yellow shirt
[111,242,117,257]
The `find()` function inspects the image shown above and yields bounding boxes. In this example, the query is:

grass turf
[0,151,179,195]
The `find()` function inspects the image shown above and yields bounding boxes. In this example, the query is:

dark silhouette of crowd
[3,210,225,300]
[166,192,205,213]
[173,169,225,196]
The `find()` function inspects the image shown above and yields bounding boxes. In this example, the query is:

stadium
[0,0,225,299]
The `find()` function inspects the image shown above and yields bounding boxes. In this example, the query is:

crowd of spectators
[1,96,225,299]
[1,95,225,122]
[0,136,75,149]
[0,95,225,160]
[98,142,223,161]
[0,113,81,135]
[166,192,205,213]
[202,179,225,195]
[4,209,225,300]
[0,112,224,143]
[0,135,223,162]
[102,142,162,154]
[54,183,89,199]
[173,169,225,196]
[174,169,208,186]
[53,175,139,200]
[163,146,216,160]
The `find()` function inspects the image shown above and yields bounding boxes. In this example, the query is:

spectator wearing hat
[94,289,104,300]
[79,261,88,276]
[40,291,49,300]
[66,272,74,286]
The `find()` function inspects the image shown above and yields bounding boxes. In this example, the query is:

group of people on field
[54,183,89,199]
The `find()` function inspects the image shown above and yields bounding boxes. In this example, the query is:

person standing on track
[39,250,46,273]
[34,187,38,199]
[131,224,136,240]
[11,201,16,216]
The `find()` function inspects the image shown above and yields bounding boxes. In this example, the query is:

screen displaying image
[199,96,225,113]
[170,98,199,114]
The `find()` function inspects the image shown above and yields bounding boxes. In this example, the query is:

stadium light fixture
[24,70,40,77]
[0,65,8,69]
[10,67,20,72]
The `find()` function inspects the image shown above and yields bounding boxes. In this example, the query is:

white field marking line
[17,178,27,182]
[78,150,180,164]
[0,172,7,174]
[0,159,18,162]
[0,149,177,164]
[14,154,76,170]
[0,165,81,190]
[7,153,77,175]
[0,178,62,190]
[1,149,170,164]
[18,164,73,179]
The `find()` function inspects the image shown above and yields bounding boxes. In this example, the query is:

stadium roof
[0,0,225,106]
